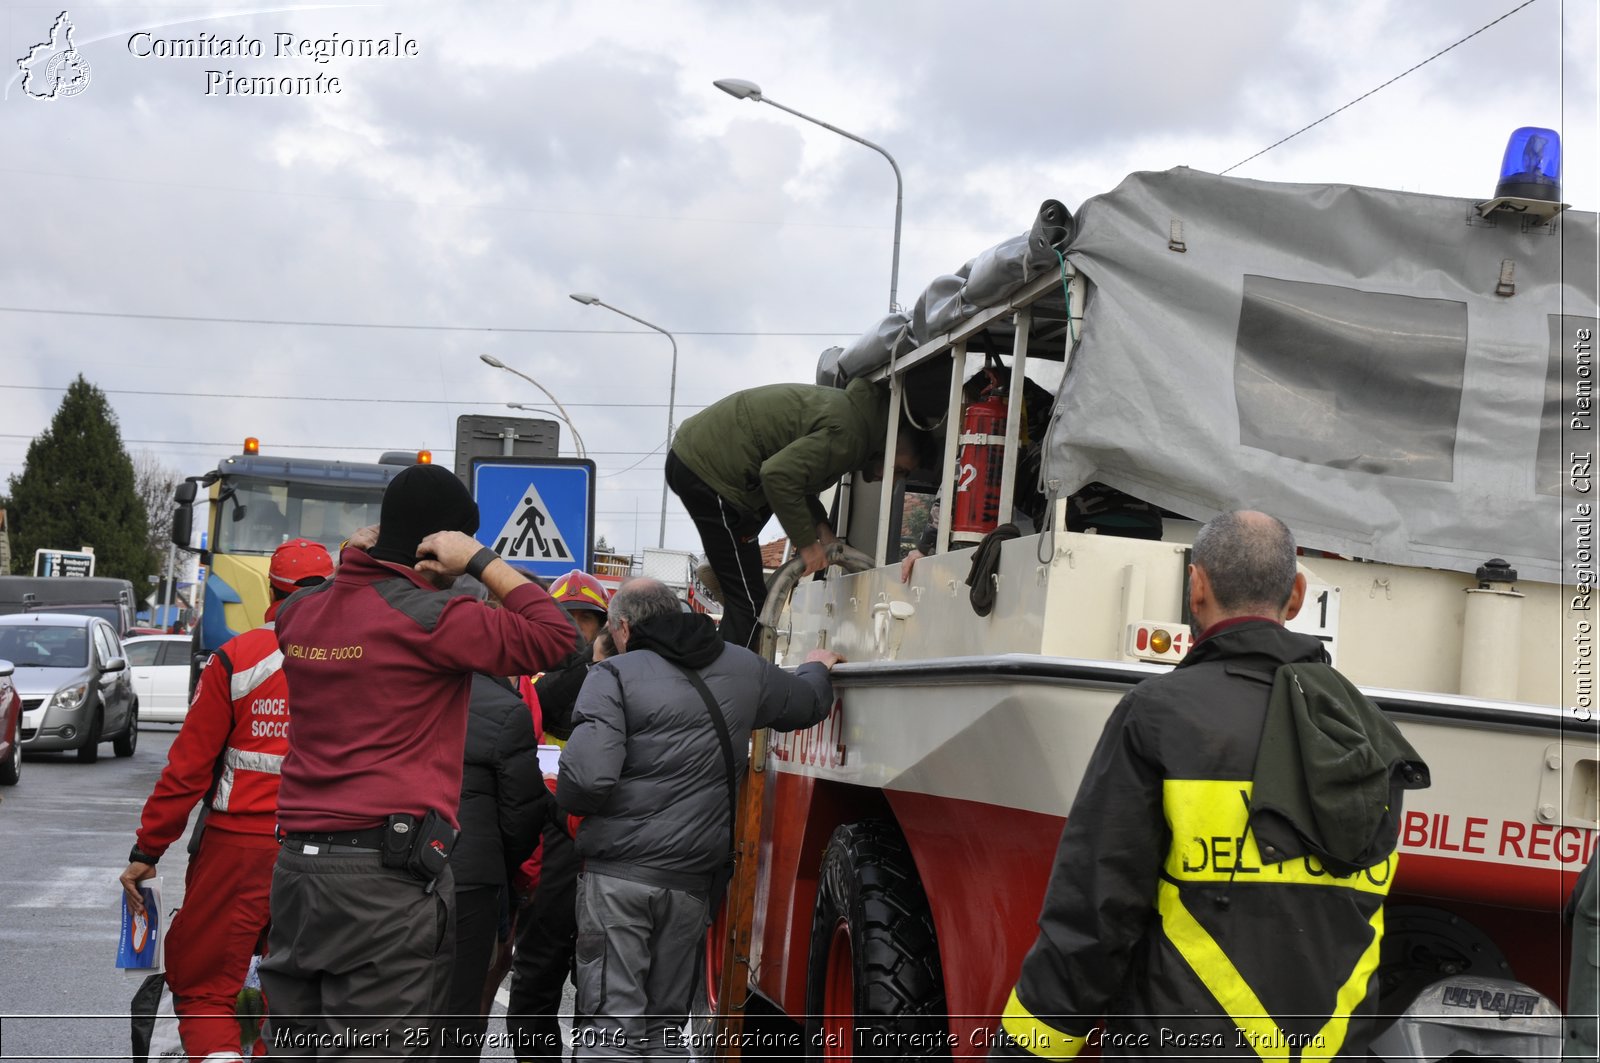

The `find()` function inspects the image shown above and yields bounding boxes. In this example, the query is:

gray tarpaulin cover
[818,201,1074,386]
[1045,167,1597,584]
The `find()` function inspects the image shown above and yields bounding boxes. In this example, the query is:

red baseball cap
[269,538,335,595]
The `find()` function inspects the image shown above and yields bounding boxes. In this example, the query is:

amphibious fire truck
[709,148,1599,1060]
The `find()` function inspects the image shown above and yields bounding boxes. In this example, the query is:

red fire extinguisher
[950,393,1008,543]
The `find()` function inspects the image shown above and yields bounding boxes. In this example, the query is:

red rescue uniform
[133,622,289,1062]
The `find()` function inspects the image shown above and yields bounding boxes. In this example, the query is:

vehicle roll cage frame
[856,266,1087,567]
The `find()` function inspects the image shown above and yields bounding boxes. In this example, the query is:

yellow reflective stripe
[999,989,1085,1060]
[1163,779,1395,895]
[1157,880,1383,1060]
[1157,880,1285,1060]
[1306,906,1385,1061]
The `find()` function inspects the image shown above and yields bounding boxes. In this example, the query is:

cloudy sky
[3,0,1594,558]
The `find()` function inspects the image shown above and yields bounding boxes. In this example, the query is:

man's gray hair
[609,578,683,626]
[1191,511,1298,613]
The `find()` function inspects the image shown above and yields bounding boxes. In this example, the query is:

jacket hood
[1251,662,1429,875]
[627,612,723,670]
[843,378,891,453]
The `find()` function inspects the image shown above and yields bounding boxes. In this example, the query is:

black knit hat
[370,465,480,566]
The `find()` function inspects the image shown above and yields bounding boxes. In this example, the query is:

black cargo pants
[664,450,769,651]
[505,825,580,1060]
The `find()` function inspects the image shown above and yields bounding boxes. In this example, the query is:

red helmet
[269,538,335,594]
[549,570,609,615]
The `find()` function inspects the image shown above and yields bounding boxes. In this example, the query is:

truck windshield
[0,626,88,668]
[214,477,386,556]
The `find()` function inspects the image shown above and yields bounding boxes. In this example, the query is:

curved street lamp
[479,354,588,458]
[714,77,903,313]
[503,402,588,460]
[569,293,677,549]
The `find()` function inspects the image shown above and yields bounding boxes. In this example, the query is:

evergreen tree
[7,376,152,582]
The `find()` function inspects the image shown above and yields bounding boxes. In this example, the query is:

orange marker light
[243,437,260,455]
[417,450,433,464]
[1150,628,1173,655]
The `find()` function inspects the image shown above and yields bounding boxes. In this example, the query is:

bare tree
[132,449,181,583]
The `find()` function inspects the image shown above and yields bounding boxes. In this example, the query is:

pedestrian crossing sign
[470,458,595,579]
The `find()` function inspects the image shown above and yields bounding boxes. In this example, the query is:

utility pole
[160,540,176,630]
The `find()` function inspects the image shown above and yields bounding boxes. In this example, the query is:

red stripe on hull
[886,790,1064,1059]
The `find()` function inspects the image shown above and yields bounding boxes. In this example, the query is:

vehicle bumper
[140,705,188,724]
[20,701,91,750]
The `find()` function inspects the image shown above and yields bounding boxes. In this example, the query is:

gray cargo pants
[259,844,455,1058]
[572,870,709,1061]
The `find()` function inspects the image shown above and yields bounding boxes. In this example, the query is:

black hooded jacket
[453,673,555,890]
[997,621,1409,1060]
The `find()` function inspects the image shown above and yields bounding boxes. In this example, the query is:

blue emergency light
[1494,126,1562,202]
[1477,126,1568,223]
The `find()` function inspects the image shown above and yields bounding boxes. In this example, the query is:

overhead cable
[1220,0,1542,175]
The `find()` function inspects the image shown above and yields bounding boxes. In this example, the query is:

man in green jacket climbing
[667,377,911,649]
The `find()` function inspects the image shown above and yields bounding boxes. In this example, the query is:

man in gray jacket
[556,578,841,1060]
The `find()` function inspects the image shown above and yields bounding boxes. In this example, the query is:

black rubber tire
[77,707,102,763]
[113,700,139,758]
[0,727,20,786]
[803,820,949,1060]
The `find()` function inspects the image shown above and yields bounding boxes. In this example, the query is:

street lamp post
[714,77,903,314]
[569,293,677,549]
[479,354,588,458]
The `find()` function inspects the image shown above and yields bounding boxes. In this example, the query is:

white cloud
[2,0,1593,554]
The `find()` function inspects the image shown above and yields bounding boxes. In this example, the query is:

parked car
[0,613,138,762]
[0,659,20,785]
[122,635,193,724]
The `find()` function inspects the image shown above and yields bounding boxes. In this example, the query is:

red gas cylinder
[950,395,1008,544]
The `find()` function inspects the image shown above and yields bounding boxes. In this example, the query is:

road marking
[12,866,118,908]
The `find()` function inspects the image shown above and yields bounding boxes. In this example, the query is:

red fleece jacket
[272,549,577,832]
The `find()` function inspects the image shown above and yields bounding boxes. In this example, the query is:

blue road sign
[471,458,596,579]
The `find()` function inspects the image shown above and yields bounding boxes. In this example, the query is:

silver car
[0,613,138,762]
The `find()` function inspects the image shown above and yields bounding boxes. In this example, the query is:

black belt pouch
[404,809,458,881]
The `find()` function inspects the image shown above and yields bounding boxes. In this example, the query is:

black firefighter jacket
[996,621,1406,1061]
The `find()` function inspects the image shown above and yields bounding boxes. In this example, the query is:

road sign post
[456,415,560,481]
[470,458,596,579]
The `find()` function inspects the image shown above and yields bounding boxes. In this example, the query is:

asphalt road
[0,723,186,1060]
[0,726,573,1061]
